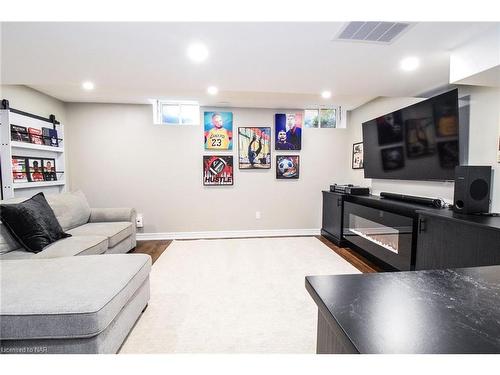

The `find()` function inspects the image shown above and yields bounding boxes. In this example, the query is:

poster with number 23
[204,111,233,150]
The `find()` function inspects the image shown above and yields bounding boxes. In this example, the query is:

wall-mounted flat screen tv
[362,89,460,181]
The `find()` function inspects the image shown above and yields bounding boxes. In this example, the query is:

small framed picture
[203,155,234,186]
[352,142,364,169]
[204,111,233,150]
[238,127,271,169]
[275,113,302,150]
[276,155,299,179]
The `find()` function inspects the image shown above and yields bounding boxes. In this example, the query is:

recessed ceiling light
[187,43,209,63]
[207,86,218,95]
[82,81,95,91]
[400,56,420,71]
[321,90,332,99]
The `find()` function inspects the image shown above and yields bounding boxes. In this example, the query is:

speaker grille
[470,179,489,201]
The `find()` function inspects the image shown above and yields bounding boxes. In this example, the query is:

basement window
[304,108,339,128]
[152,100,200,125]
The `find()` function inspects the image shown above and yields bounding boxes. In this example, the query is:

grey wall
[345,86,500,212]
[0,85,67,124]
[65,103,351,233]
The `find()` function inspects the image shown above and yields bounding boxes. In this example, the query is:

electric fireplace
[343,201,415,270]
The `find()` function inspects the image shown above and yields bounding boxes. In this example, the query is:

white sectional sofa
[0,191,150,354]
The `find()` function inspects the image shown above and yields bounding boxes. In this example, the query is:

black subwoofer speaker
[453,166,492,214]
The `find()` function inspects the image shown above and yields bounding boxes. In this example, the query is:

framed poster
[352,142,364,169]
[204,111,233,150]
[275,113,302,150]
[203,156,234,186]
[276,155,299,179]
[238,127,271,169]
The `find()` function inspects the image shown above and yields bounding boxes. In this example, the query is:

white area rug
[120,237,360,353]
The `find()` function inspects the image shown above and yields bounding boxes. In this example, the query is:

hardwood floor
[131,240,172,264]
[315,236,381,273]
[131,236,379,272]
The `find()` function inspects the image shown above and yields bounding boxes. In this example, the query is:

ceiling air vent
[335,22,411,44]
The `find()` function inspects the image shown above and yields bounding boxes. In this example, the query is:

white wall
[65,103,351,234]
[462,86,500,212]
[450,24,500,84]
[345,86,500,212]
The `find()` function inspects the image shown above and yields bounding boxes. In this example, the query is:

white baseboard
[136,228,321,241]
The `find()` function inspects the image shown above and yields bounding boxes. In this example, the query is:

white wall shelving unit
[10,141,65,153]
[0,100,66,200]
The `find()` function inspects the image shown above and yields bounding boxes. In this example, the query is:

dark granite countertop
[306,266,500,353]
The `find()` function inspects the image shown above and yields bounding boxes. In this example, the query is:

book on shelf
[12,157,28,183]
[42,158,57,181]
[42,127,59,147]
[28,127,43,145]
[11,124,30,143]
[27,158,44,182]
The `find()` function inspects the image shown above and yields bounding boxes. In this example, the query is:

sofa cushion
[33,236,109,259]
[0,192,71,253]
[67,222,133,248]
[106,235,134,254]
[0,249,34,260]
[46,190,91,231]
[0,254,151,340]
[0,223,23,255]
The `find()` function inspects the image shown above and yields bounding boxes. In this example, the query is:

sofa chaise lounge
[0,191,150,354]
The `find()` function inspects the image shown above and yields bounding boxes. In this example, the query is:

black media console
[321,191,500,271]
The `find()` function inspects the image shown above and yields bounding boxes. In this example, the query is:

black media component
[1,99,10,109]
[321,191,345,246]
[322,192,500,271]
[416,210,500,270]
[380,192,443,208]
[453,165,492,214]
[330,184,370,195]
[343,200,415,271]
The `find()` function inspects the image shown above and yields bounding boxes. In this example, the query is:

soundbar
[380,192,443,208]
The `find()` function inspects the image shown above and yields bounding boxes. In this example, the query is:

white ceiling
[0,22,496,109]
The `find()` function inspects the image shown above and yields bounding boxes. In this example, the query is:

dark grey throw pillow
[0,192,71,253]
